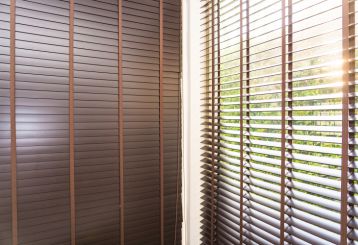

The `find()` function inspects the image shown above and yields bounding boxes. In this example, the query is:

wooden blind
[0,0,181,244]
[201,0,358,244]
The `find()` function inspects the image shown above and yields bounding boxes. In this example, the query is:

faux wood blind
[0,0,181,244]
[201,0,358,244]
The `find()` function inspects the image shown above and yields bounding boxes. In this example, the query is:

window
[201,0,357,244]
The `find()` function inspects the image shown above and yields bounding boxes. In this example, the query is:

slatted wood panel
[15,1,72,244]
[74,0,120,244]
[0,0,181,244]
[0,1,12,244]
[122,0,161,243]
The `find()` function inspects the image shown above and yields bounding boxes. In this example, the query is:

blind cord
[174,48,183,245]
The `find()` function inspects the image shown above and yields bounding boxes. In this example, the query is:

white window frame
[182,0,202,244]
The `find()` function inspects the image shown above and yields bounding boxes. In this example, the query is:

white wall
[182,0,202,244]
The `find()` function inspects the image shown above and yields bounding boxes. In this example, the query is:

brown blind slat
[74,1,120,244]
[14,1,71,245]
